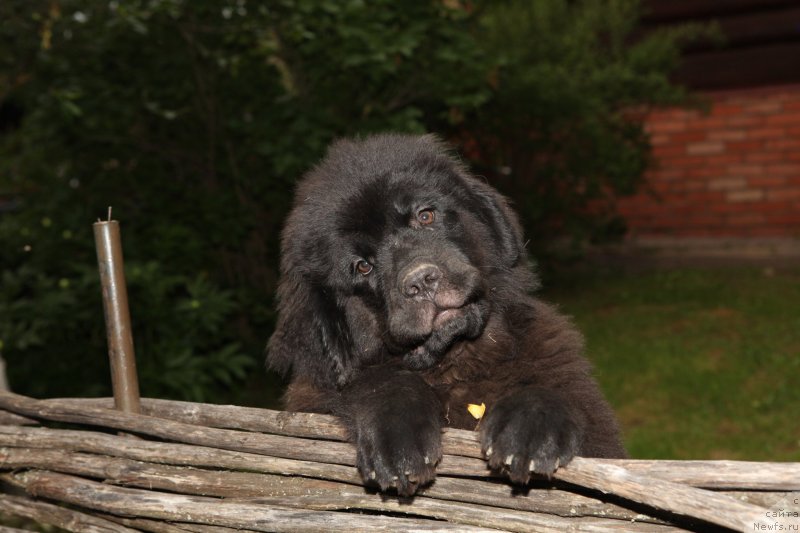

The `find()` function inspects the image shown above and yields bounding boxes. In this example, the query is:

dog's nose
[401,263,441,298]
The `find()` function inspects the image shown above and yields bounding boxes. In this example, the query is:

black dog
[268,133,625,495]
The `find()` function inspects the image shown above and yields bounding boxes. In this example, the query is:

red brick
[690,191,727,203]
[648,183,677,196]
[684,215,725,226]
[707,177,746,191]
[728,140,765,152]
[749,200,794,213]
[765,113,800,127]
[669,131,708,143]
[652,145,689,159]
[725,114,763,128]
[748,176,788,187]
[648,120,687,134]
[747,100,783,114]
[677,183,706,194]
[766,139,800,150]
[685,166,724,179]
[766,188,800,201]
[765,212,800,225]
[767,164,800,176]
[620,205,669,218]
[664,155,705,168]
[782,101,800,112]
[688,117,728,130]
[711,103,744,117]
[653,167,686,178]
[647,170,685,183]
[649,216,697,229]
[705,153,745,166]
[710,202,764,214]
[748,127,785,139]
[724,213,766,226]
[745,152,786,164]
[727,189,764,202]
[655,108,698,122]
[649,133,671,145]
[707,129,747,141]
[726,163,765,176]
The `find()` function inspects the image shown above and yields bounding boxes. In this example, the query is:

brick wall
[617,85,800,238]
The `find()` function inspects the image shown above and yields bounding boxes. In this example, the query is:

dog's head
[268,134,532,386]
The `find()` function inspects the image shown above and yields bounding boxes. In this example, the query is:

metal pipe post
[93,215,141,414]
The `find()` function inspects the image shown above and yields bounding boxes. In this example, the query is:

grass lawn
[542,267,800,462]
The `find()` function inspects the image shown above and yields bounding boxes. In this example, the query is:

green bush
[0,0,704,402]
[458,0,711,247]
[0,0,489,402]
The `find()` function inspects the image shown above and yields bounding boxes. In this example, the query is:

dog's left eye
[417,209,435,225]
[355,260,373,275]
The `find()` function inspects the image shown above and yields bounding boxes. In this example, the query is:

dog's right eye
[355,260,373,276]
[417,209,435,225]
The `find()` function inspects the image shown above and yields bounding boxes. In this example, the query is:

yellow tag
[467,403,486,420]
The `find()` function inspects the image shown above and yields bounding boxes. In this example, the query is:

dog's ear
[421,135,526,268]
[266,273,355,388]
[463,175,527,268]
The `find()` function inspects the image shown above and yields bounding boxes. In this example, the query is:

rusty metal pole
[93,209,141,414]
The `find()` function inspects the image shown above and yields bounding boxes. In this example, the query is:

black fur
[267,133,625,495]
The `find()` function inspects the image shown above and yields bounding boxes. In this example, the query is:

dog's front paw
[340,368,444,495]
[354,410,442,496]
[480,388,583,484]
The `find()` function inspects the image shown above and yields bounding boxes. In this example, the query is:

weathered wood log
[558,458,765,532]
[0,493,138,533]
[0,526,34,533]
[96,514,258,533]
[0,410,36,426]
[6,469,686,533]
[0,392,357,466]
[55,396,800,490]
[1,446,793,529]
[8,470,504,533]
[58,396,348,439]
[0,446,666,524]
[0,426,363,485]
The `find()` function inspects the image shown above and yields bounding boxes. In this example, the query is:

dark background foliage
[0,0,703,405]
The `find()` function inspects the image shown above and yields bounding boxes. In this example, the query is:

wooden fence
[1,391,799,532]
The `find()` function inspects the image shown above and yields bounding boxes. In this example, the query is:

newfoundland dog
[268,133,625,495]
